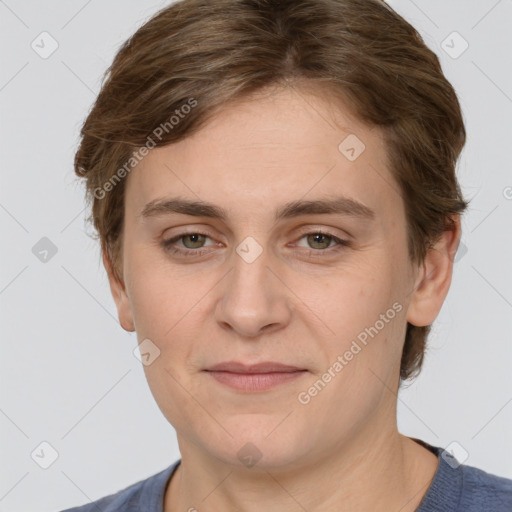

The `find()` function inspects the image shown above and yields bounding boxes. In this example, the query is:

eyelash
[161,230,351,258]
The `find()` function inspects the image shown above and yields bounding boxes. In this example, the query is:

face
[106,85,445,470]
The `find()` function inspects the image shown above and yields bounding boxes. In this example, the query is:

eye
[293,230,350,253]
[161,232,216,257]
[161,230,351,258]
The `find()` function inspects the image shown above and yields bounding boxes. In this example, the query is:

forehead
[126,87,401,225]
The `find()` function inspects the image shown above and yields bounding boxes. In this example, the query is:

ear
[406,216,462,327]
[102,248,135,332]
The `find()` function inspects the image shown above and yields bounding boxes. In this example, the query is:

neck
[164,426,438,512]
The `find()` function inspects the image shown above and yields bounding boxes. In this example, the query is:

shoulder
[458,462,512,511]
[58,477,146,512]
[413,439,512,512]
[57,461,180,512]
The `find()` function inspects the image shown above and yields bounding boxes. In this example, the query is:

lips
[205,361,305,374]
[204,361,308,392]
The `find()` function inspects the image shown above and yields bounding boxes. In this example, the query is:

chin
[199,417,308,470]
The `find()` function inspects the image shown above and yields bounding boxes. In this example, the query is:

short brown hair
[74,0,469,381]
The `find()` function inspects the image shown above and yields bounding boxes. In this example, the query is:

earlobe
[102,249,136,332]
[406,216,462,327]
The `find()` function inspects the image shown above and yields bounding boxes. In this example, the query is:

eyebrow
[139,195,375,223]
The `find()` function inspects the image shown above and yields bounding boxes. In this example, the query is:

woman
[61,0,512,510]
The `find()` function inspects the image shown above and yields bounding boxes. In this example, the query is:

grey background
[0,1,511,510]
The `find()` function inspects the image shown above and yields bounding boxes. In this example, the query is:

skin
[104,84,461,511]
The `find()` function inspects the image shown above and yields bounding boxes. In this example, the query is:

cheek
[128,266,206,428]
[125,248,204,338]
[296,300,406,434]
[298,262,395,334]
[307,264,406,378]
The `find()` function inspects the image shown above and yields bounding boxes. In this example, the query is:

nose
[214,244,292,339]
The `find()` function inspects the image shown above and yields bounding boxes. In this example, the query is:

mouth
[203,361,308,392]
[205,361,306,373]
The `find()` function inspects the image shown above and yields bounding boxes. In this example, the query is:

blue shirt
[59,440,512,511]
